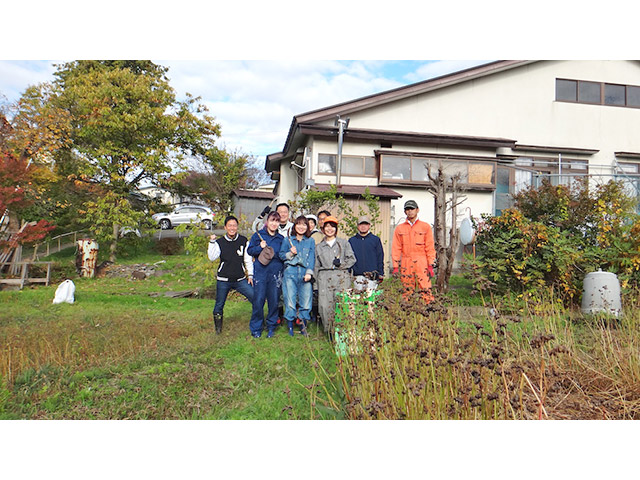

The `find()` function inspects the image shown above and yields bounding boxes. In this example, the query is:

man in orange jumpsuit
[392,200,437,301]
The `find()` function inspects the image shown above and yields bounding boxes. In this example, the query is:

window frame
[317,153,377,177]
[378,152,496,190]
[556,78,640,109]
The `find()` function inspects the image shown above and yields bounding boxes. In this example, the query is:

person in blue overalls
[247,211,284,338]
[279,215,315,336]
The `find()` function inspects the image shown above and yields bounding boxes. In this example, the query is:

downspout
[558,153,562,182]
[335,115,349,186]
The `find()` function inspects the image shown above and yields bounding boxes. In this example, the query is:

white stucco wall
[278,60,640,219]
[341,60,640,165]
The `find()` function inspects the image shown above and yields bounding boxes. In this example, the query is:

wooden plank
[20,262,27,289]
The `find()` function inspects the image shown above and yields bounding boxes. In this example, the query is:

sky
[0,59,492,163]
[3,1,634,173]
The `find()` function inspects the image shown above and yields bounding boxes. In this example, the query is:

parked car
[152,205,216,230]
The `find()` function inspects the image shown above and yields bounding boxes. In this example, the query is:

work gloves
[259,205,271,218]
[332,257,341,267]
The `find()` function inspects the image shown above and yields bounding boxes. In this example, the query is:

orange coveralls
[391,219,436,300]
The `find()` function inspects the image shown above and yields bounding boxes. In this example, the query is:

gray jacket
[314,237,356,330]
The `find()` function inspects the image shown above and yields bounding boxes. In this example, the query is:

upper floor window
[618,162,640,175]
[379,153,495,188]
[317,154,376,177]
[556,78,640,108]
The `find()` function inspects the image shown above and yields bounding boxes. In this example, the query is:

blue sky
[0,59,490,162]
[2,2,629,167]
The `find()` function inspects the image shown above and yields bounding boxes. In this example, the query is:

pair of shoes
[267,330,276,338]
[287,321,294,337]
[251,332,261,338]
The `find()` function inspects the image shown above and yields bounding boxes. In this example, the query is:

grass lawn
[0,248,339,420]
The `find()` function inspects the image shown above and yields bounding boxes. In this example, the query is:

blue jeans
[250,271,282,335]
[214,279,254,314]
[282,267,313,322]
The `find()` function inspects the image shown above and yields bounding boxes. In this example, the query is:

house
[265,60,640,269]
[231,188,276,230]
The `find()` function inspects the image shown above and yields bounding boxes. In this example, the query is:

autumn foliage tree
[0,150,55,249]
[15,61,224,262]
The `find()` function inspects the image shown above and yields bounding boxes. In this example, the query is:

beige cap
[357,215,371,225]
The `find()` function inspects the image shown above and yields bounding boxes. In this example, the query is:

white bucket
[581,270,622,317]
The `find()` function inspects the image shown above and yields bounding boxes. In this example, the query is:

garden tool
[299,317,308,337]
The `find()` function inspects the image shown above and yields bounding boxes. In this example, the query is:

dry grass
[328,277,640,420]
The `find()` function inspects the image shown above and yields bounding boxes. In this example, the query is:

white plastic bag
[52,279,75,304]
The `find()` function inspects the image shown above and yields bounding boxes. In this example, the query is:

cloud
[162,60,405,156]
[403,60,492,84]
[0,61,57,102]
[1,59,488,160]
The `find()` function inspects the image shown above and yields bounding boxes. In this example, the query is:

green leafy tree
[38,60,222,261]
[167,148,260,216]
[290,185,381,237]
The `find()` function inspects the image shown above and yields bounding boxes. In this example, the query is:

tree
[167,148,260,215]
[0,150,55,249]
[42,61,222,261]
[425,166,467,292]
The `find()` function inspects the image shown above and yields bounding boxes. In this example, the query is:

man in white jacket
[208,215,254,334]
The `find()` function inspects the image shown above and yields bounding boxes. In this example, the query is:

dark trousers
[213,279,254,314]
[250,271,281,335]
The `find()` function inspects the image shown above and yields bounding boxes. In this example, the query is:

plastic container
[581,270,622,317]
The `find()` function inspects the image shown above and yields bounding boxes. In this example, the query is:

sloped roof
[271,60,535,163]
[232,188,276,199]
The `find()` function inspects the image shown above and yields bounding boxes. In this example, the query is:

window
[318,154,336,174]
[618,162,640,175]
[557,78,640,108]
[578,81,601,103]
[628,86,640,107]
[556,79,577,101]
[380,153,495,188]
[317,154,376,176]
[605,84,626,106]
[514,155,587,188]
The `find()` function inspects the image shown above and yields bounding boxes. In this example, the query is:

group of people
[207,199,436,339]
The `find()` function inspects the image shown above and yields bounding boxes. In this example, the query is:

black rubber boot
[213,313,223,334]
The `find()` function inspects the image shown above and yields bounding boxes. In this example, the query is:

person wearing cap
[306,214,319,237]
[392,200,436,301]
[348,215,384,292]
[314,216,356,337]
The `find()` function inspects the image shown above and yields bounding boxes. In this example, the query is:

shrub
[469,179,640,299]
